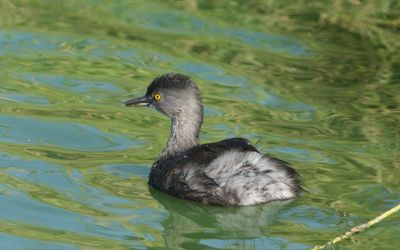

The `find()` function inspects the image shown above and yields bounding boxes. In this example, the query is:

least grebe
[125,73,302,206]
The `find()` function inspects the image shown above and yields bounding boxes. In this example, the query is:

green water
[0,0,399,249]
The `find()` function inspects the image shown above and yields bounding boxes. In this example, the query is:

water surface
[0,1,399,249]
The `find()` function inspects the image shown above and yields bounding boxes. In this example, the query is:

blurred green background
[0,0,399,249]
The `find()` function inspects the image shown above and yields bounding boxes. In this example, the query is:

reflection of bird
[125,73,302,206]
[150,188,292,250]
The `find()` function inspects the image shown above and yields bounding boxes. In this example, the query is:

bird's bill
[124,95,150,107]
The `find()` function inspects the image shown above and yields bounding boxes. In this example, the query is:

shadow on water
[149,189,307,250]
[151,189,291,230]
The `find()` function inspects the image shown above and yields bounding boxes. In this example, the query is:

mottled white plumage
[205,150,297,205]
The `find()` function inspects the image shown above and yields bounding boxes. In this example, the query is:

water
[0,0,399,249]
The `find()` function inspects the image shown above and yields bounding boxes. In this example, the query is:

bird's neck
[158,110,203,161]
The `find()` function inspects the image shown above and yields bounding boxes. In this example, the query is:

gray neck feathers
[159,99,203,160]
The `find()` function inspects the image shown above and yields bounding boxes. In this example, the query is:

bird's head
[124,73,203,120]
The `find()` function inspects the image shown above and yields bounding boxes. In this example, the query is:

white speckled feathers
[204,150,298,205]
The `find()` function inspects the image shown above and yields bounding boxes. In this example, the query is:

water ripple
[0,115,141,151]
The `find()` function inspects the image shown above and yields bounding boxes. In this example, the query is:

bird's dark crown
[146,73,196,96]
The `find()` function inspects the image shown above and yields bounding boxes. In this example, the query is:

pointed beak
[124,95,151,107]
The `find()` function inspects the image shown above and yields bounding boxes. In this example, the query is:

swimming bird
[125,73,302,206]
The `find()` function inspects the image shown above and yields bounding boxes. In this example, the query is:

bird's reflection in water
[150,188,293,250]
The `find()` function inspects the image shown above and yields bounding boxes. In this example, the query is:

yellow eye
[153,93,161,101]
